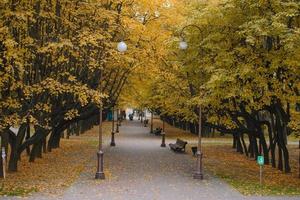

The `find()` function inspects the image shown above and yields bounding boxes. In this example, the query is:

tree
[138,0,300,173]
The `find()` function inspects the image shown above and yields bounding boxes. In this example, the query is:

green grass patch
[87,140,100,146]
[215,172,300,196]
[288,133,300,142]
[0,185,37,196]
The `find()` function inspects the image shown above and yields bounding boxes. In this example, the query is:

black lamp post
[116,109,120,133]
[162,115,165,133]
[95,74,105,179]
[110,107,116,146]
[95,35,128,179]
[179,24,204,180]
[150,111,154,133]
[161,128,166,148]
[118,109,122,127]
[140,110,144,124]
[194,107,203,179]
[161,114,166,147]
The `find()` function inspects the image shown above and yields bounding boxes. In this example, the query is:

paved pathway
[3,120,300,200]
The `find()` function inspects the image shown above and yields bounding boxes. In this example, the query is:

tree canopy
[123,0,300,173]
[0,0,299,175]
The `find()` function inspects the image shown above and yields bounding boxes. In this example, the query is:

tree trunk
[278,146,283,171]
[47,132,54,152]
[0,155,3,178]
[236,134,243,154]
[232,135,237,149]
[29,143,39,162]
[36,142,42,158]
[267,115,276,167]
[281,143,291,173]
[270,140,276,168]
[26,122,31,156]
[52,131,61,148]
[259,129,269,165]
[8,137,18,172]
[43,137,47,153]
[8,125,27,172]
[48,129,62,151]
[241,134,249,157]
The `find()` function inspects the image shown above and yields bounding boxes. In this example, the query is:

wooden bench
[153,127,162,136]
[169,139,188,153]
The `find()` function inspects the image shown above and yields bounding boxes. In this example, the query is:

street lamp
[133,4,161,25]
[116,109,120,133]
[179,24,204,180]
[179,40,188,50]
[161,114,166,147]
[95,34,128,180]
[161,92,167,147]
[95,75,105,179]
[110,107,116,146]
[117,41,127,53]
[162,0,173,9]
[150,111,154,133]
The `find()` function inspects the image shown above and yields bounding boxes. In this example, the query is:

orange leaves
[118,0,189,110]
[202,144,300,195]
[0,122,111,196]
[0,139,91,196]
[64,109,79,120]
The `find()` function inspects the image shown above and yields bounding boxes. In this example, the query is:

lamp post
[161,115,166,147]
[116,109,120,133]
[162,115,165,133]
[179,24,204,180]
[140,110,144,124]
[298,140,300,178]
[95,73,105,179]
[118,109,122,127]
[110,107,116,146]
[95,38,128,179]
[194,106,203,179]
[150,111,154,133]
[161,91,167,147]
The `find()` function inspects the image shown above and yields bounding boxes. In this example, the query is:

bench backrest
[176,139,187,147]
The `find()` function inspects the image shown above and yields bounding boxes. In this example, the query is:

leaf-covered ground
[153,118,300,195]
[0,122,112,196]
[1,118,299,198]
[201,144,300,196]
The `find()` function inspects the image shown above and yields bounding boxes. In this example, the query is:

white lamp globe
[179,41,188,50]
[163,0,172,8]
[117,41,127,52]
[154,11,160,18]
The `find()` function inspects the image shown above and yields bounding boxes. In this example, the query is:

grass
[289,133,300,143]
[220,176,300,196]
[0,186,37,196]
